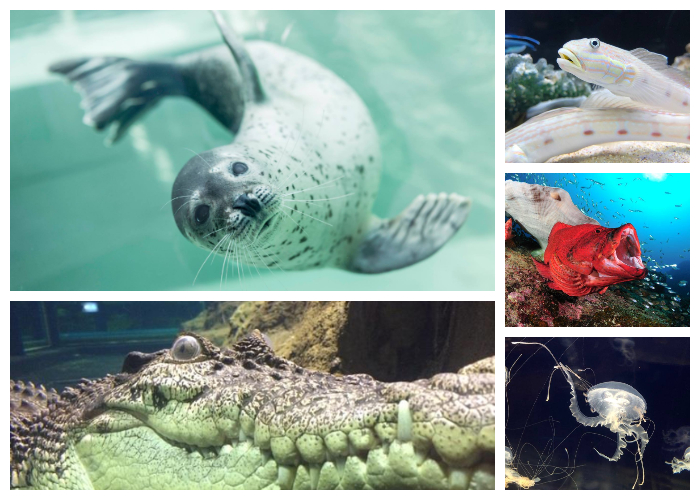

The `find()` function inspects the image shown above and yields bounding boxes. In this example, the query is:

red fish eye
[595,229,601,233]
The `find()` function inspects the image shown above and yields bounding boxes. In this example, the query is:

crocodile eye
[194,205,209,225]
[590,38,600,49]
[231,162,248,176]
[171,336,201,361]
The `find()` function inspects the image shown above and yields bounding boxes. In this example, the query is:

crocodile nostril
[233,193,262,217]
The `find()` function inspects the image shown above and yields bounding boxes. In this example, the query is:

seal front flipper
[349,193,471,273]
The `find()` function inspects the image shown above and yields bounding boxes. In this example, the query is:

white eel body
[505,105,690,163]
[506,37,690,163]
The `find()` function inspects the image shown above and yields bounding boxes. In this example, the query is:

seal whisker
[248,243,289,291]
[183,147,213,170]
[283,193,355,202]
[277,207,311,237]
[161,195,193,210]
[281,175,346,197]
[281,204,333,227]
[194,233,229,285]
[220,235,234,290]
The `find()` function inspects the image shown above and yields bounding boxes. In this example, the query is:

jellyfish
[505,446,540,489]
[666,446,690,473]
[609,338,636,366]
[513,341,650,489]
[662,425,690,452]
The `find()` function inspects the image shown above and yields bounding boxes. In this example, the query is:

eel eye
[231,162,249,176]
[590,38,600,49]
[194,205,210,225]
[171,335,201,361]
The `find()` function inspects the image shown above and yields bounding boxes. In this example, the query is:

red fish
[532,222,647,296]
[505,218,513,241]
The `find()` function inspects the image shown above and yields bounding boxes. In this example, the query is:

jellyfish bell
[586,381,647,433]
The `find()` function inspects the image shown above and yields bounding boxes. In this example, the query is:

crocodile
[10,331,495,490]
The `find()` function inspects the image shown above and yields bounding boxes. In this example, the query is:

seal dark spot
[300,236,307,243]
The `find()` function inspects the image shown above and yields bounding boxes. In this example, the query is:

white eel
[506,37,690,163]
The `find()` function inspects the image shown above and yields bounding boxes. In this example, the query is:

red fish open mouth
[593,224,647,280]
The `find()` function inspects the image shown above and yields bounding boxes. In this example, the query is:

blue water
[506,173,690,299]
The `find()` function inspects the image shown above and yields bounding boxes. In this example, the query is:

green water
[10,11,495,291]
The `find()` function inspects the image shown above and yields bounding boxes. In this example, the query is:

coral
[505,53,590,131]
[505,245,689,327]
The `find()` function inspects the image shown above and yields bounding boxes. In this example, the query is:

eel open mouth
[557,48,582,70]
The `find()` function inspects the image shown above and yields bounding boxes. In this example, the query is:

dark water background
[506,10,690,62]
[505,337,690,490]
[10,302,204,390]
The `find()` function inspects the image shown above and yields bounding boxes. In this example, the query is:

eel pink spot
[583,130,594,135]
[618,130,628,135]
[651,132,662,137]
[544,138,553,145]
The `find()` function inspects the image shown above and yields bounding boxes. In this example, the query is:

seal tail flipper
[49,56,186,144]
[349,193,471,273]
[211,11,265,103]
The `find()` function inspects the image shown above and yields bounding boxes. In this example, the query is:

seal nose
[233,193,262,217]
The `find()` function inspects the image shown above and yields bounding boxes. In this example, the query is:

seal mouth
[557,48,583,71]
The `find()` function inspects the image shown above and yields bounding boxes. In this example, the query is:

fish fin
[550,222,573,233]
[348,193,470,273]
[521,107,582,125]
[581,89,657,111]
[598,286,609,294]
[531,257,552,279]
[630,48,690,88]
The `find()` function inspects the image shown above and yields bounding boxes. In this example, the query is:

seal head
[172,147,281,252]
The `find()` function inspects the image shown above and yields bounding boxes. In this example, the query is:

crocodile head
[11,332,495,490]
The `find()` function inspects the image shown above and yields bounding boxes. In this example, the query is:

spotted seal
[49,12,470,274]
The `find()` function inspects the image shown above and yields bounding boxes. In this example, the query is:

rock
[196,301,495,381]
[505,53,590,131]
[504,180,598,250]
[505,246,688,327]
[547,141,690,163]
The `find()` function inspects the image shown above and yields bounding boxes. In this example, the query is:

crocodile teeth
[449,469,469,489]
[397,400,413,442]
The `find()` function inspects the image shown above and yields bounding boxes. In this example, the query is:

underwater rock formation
[547,141,690,163]
[504,180,598,251]
[505,53,590,131]
[505,245,689,327]
[195,302,495,382]
[672,43,690,75]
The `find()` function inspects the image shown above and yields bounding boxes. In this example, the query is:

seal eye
[590,38,600,49]
[194,205,210,225]
[171,335,201,361]
[231,162,248,176]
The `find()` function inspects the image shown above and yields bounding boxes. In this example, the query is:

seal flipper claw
[349,193,471,273]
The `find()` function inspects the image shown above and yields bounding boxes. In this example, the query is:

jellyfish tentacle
[560,365,602,427]
[594,430,626,461]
